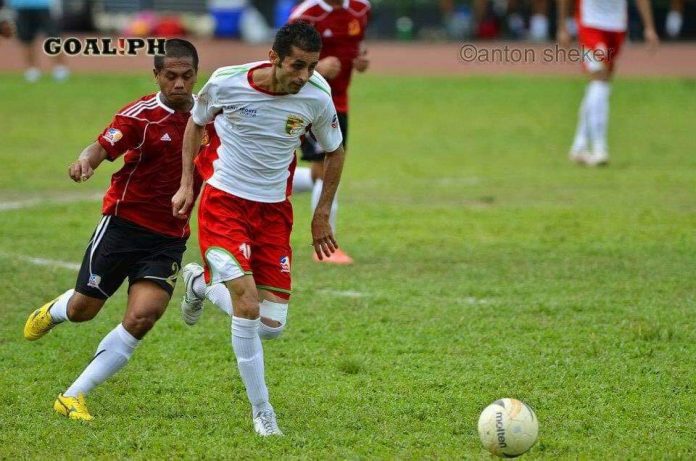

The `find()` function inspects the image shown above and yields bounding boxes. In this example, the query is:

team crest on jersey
[348,19,361,36]
[279,256,290,273]
[285,115,306,136]
[200,127,209,146]
[331,114,338,129]
[102,127,122,146]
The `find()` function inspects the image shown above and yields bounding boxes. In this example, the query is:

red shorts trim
[198,184,293,298]
[578,25,626,72]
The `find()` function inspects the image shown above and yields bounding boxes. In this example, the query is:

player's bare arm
[171,117,205,218]
[312,144,345,259]
[635,0,659,50]
[556,0,571,48]
[316,56,341,80]
[68,142,108,183]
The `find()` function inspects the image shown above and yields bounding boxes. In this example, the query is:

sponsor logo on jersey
[160,133,171,142]
[285,115,306,136]
[331,114,338,129]
[280,256,290,273]
[87,274,102,289]
[348,19,361,36]
[224,105,257,118]
[102,128,123,146]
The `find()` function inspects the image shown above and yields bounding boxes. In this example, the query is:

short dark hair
[154,38,199,72]
[273,22,322,61]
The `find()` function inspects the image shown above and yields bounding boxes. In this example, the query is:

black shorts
[15,8,59,44]
[75,215,186,299]
[300,111,348,162]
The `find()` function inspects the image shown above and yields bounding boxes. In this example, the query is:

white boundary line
[0,193,102,212]
[0,253,80,271]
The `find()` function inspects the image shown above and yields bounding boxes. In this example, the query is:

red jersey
[290,0,370,113]
[97,92,193,238]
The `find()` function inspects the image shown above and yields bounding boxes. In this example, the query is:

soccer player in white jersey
[557,0,658,166]
[171,22,345,436]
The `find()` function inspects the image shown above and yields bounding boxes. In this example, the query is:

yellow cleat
[23,298,60,341]
[54,393,93,421]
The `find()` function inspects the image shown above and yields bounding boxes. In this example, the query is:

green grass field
[1,73,694,459]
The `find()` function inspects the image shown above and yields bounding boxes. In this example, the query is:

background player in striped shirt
[289,0,371,265]
[23,39,200,421]
[173,22,345,436]
[558,0,658,166]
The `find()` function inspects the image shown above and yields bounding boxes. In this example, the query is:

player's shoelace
[258,410,278,433]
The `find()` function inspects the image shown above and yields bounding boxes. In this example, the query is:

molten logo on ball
[478,398,538,458]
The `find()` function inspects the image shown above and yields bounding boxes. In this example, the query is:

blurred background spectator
[7,0,69,81]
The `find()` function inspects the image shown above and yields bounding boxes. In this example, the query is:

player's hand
[557,28,572,49]
[317,56,341,80]
[68,158,94,183]
[171,186,194,220]
[311,212,337,260]
[644,28,659,52]
[353,55,369,73]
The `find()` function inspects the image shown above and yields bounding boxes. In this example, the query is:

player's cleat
[585,151,609,167]
[54,393,93,421]
[23,298,59,341]
[253,408,283,436]
[568,149,590,165]
[181,263,205,326]
[313,248,354,265]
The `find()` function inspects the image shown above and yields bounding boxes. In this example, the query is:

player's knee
[123,311,160,338]
[67,293,104,322]
[259,300,288,340]
[226,280,259,318]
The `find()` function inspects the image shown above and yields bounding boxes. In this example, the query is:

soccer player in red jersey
[558,0,658,166]
[23,39,200,421]
[289,0,370,265]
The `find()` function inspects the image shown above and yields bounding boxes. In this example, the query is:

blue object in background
[274,0,295,28]
[210,0,246,38]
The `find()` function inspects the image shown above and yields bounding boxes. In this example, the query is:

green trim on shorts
[256,284,292,295]
[205,246,251,283]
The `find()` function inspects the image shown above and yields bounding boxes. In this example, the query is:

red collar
[247,63,289,96]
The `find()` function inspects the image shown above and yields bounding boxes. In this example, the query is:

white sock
[206,283,233,316]
[311,179,339,234]
[292,166,314,193]
[48,289,75,323]
[64,323,139,397]
[586,80,611,155]
[571,86,591,153]
[231,316,270,415]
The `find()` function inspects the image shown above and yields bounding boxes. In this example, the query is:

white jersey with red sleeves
[192,61,343,203]
[577,0,627,32]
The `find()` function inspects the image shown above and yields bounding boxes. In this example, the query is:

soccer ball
[477,398,539,458]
